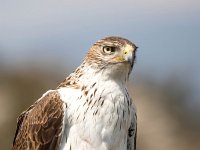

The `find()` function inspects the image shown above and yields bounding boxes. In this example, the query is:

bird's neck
[57,62,129,89]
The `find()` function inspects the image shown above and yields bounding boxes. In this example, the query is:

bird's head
[84,36,138,80]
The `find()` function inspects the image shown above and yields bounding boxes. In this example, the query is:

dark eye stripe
[110,47,115,52]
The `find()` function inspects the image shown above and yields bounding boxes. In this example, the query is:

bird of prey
[12,36,138,150]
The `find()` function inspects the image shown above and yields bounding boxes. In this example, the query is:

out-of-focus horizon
[0,0,200,149]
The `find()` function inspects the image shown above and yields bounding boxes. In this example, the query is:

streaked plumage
[12,36,138,150]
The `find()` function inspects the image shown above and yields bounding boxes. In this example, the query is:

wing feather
[12,90,65,150]
[127,106,137,150]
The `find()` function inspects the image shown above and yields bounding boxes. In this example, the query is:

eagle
[12,36,138,150]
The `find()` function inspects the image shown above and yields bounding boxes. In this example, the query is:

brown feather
[12,91,64,150]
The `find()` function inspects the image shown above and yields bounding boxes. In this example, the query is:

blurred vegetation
[0,64,200,150]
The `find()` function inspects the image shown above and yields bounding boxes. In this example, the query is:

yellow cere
[112,44,133,62]
[123,44,133,54]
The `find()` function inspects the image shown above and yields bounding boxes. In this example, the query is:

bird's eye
[103,46,116,54]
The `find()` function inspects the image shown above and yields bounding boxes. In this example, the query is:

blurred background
[0,0,200,149]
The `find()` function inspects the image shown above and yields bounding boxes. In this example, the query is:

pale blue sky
[0,0,200,105]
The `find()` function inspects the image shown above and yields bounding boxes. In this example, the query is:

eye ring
[103,46,116,54]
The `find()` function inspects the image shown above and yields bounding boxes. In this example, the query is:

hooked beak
[112,44,134,66]
[123,48,134,66]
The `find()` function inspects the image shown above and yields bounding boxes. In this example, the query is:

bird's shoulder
[12,90,65,150]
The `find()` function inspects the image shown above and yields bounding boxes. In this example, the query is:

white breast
[57,80,133,150]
